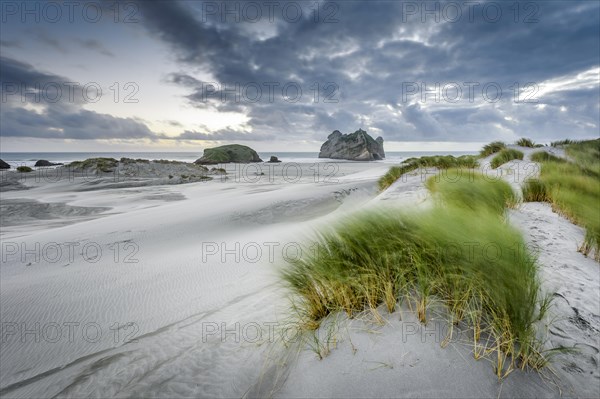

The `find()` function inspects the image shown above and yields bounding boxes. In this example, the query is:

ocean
[0,151,477,168]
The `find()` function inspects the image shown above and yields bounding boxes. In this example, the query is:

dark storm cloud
[0,56,68,88]
[2,1,598,144]
[0,56,156,140]
[402,103,446,138]
[131,0,236,63]
[135,0,599,142]
[1,106,156,140]
[175,129,276,141]
[0,40,21,48]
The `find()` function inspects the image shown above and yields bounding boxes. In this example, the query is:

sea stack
[318,129,385,161]
[195,144,263,165]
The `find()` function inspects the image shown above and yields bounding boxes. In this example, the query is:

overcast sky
[1,0,598,152]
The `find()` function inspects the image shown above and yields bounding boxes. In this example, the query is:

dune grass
[378,155,478,191]
[480,141,506,157]
[490,149,524,169]
[524,140,600,260]
[515,138,540,148]
[426,170,518,213]
[284,172,551,375]
[564,140,600,178]
[550,139,576,147]
[530,151,565,163]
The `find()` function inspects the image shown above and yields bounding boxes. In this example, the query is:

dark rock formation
[318,129,385,161]
[268,156,281,163]
[35,160,63,167]
[195,144,263,165]
[0,159,10,169]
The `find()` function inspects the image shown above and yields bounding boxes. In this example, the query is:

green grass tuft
[525,140,600,260]
[490,149,524,169]
[378,155,478,191]
[530,152,565,163]
[522,179,548,202]
[284,172,549,374]
[16,166,33,173]
[550,139,577,147]
[427,170,518,214]
[516,138,536,148]
[480,141,506,157]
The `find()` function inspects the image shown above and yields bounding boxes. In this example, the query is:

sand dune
[1,155,597,398]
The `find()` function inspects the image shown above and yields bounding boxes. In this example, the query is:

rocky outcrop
[318,129,385,161]
[0,159,10,169]
[376,136,385,159]
[195,144,263,165]
[268,156,281,163]
[35,160,63,167]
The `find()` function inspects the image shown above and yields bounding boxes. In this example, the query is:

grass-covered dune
[378,155,478,191]
[515,138,543,148]
[284,171,550,376]
[490,149,524,169]
[524,139,600,260]
[479,141,507,157]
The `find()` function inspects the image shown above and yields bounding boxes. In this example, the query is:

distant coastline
[0,151,478,168]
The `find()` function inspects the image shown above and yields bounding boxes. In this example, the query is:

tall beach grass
[515,138,542,148]
[524,139,600,260]
[480,141,506,157]
[284,171,551,375]
[490,149,524,169]
[378,154,478,191]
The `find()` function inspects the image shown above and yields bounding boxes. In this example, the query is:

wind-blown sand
[0,154,598,398]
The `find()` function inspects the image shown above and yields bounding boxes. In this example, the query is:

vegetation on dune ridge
[480,141,506,157]
[378,154,478,191]
[426,170,518,213]
[515,138,543,148]
[524,139,600,261]
[530,152,565,164]
[69,157,119,173]
[550,139,577,147]
[490,149,524,169]
[284,171,555,377]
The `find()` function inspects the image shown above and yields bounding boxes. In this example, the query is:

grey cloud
[1,105,156,140]
[136,0,598,143]
[0,40,21,48]
[0,56,156,140]
[76,39,115,57]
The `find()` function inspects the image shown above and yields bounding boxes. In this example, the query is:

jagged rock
[318,129,385,161]
[35,160,63,167]
[0,159,10,169]
[376,136,385,158]
[268,156,282,163]
[195,144,263,165]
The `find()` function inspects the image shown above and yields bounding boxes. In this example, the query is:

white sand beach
[1,151,598,398]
